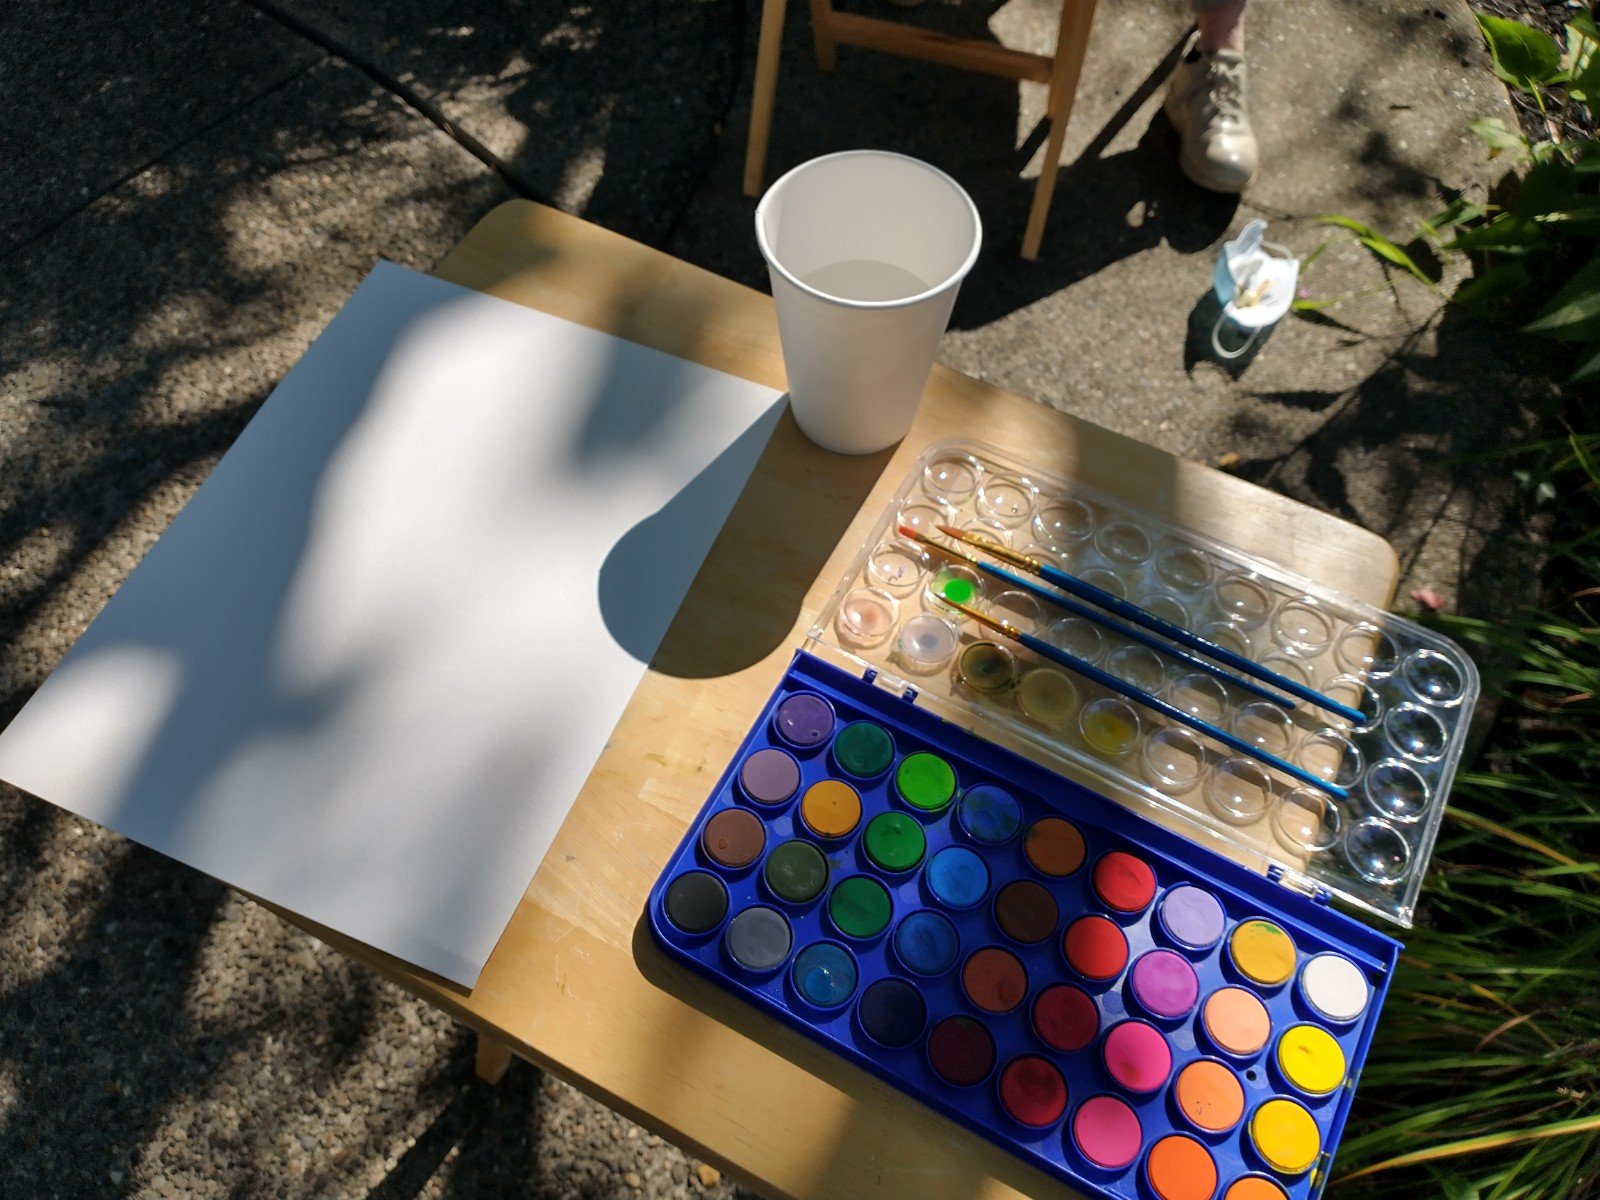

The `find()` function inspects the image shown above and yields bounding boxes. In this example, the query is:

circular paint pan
[1272,787,1344,856]
[1232,700,1294,756]
[1224,1176,1290,1200]
[958,784,1023,845]
[1206,758,1273,826]
[867,539,926,595]
[864,811,926,873]
[1363,761,1440,825]
[896,751,958,813]
[1173,1058,1245,1134]
[856,978,926,1049]
[1164,673,1228,725]
[773,692,835,750]
[1248,1098,1321,1175]
[1299,952,1370,1024]
[739,747,801,807]
[1095,520,1153,566]
[1275,1024,1347,1097]
[1023,816,1086,877]
[723,906,792,974]
[1200,987,1272,1059]
[993,879,1058,945]
[799,779,862,840]
[1128,949,1200,1021]
[1140,727,1208,795]
[790,940,858,1010]
[976,472,1039,528]
[1078,568,1128,601]
[762,839,829,905]
[662,870,727,936]
[924,845,989,910]
[956,641,1018,695]
[988,589,1046,635]
[927,1015,996,1087]
[1144,1133,1218,1200]
[1215,573,1274,626]
[1157,885,1225,953]
[835,586,899,649]
[1092,851,1157,914]
[1032,984,1098,1054]
[998,1055,1068,1128]
[1045,616,1106,665]
[1071,1094,1142,1171]
[701,807,766,870]
[1063,915,1128,983]
[1137,592,1190,629]
[1384,703,1448,764]
[892,909,961,977]
[1034,496,1096,549]
[1017,668,1078,726]
[1229,919,1297,988]
[1299,728,1364,790]
[1335,623,1399,678]
[1154,544,1213,592]
[922,451,983,503]
[1344,817,1412,884]
[927,563,984,617]
[828,875,893,940]
[895,614,961,675]
[962,946,1028,1015]
[1107,644,1166,694]
[1402,647,1466,706]
[1101,1020,1172,1094]
[831,720,895,779]
[1079,697,1141,757]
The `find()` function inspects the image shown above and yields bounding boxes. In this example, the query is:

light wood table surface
[273,200,1399,1200]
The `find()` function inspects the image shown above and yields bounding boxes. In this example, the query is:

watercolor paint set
[647,442,1476,1198]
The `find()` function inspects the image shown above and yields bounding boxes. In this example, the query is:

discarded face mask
[1210,219,1299,361]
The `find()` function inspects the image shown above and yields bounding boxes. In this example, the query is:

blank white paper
[0,262,785,986]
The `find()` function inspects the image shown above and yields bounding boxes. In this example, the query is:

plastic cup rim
[754,150,984,311]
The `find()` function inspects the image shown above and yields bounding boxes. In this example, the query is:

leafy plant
[1335,428,1600,1197]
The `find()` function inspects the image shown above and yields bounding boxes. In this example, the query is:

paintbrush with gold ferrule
[897,524,1292,711]
[935,524,1364,726]
[940,594,1347,800]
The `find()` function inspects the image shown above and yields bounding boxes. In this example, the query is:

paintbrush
[936,524,1364,725]
[939,596,1348,799]
[897,524,1293,711]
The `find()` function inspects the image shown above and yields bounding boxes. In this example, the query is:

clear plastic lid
[807,439,1478,927]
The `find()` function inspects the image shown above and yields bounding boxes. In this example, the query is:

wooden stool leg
[474,1031,515,1085]
[743,0,793,197]
[808,0,838,72]
[1021,0,1099,260]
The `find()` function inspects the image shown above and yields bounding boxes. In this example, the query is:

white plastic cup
[755,150,982,455]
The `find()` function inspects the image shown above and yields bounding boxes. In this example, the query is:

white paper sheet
[0,262,785,986]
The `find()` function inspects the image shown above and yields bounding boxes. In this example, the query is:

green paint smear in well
[829,876,893,938]
[942,577,976,605]
[864,811,927,873]
[833,721,894,778]
[896,751,957,812]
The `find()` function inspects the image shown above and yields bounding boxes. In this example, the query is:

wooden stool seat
[742,0,1100,260]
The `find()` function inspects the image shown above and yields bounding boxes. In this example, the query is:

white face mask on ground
[1210,219,1299,360]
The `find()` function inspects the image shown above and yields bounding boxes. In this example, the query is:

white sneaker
[1164,33,1258,194]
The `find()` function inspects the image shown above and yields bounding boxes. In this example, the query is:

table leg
[1021,0,1099,260]
[808,0,838,72]
[744,0,793,197]
[474,1031,516,1085]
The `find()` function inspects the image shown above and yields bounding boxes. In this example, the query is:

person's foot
[1164,33,1258,194]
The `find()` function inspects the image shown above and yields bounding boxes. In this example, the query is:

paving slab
[264,0,745,245]
[669,0,1548,617]
[2,1,321,253]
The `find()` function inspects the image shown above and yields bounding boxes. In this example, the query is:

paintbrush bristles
[897,524,981,568]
